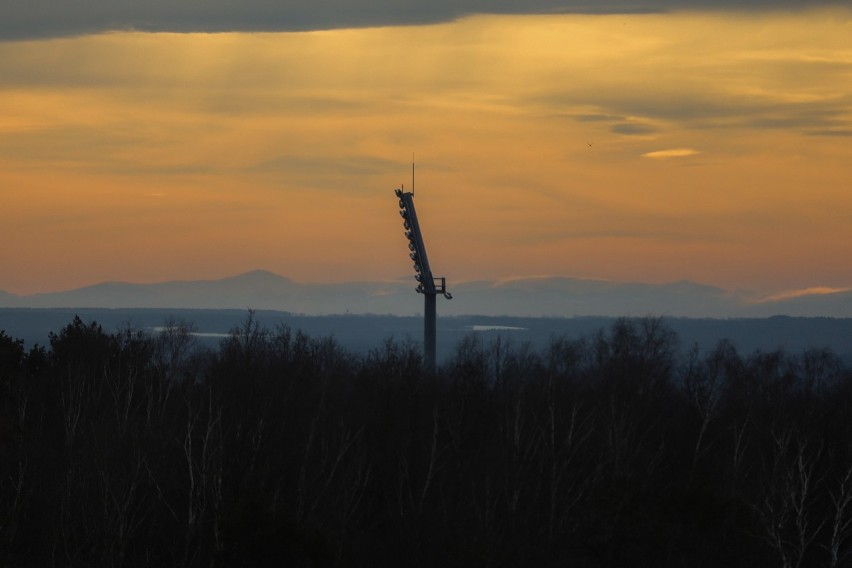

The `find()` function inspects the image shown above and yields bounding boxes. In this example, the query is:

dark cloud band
[1,0,845,41]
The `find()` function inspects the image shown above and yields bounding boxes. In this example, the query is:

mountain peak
[223,270,292,284]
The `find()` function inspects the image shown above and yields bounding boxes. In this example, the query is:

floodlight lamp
[444,292,453,300]
[415,274,422,282]
[399,199,405,209]
[414,263,421,273]
[408,243,416,251]
[399,210,407,219]
[395,188,403,197]
[410,252,418,261]
[404,220,411,230]
[416,285,424,293]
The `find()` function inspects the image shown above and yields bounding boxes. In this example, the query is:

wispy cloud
[611,122,657,135]
[642,148,699,159]
[761,287,852,302]
[807,129,852,137]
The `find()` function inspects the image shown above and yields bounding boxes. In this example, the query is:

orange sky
[1,10,851,296]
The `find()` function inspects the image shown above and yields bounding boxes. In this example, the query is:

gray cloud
[542,90,852,136]
[806,129,852,137]
[573,113,626,122]
[611,122,657,135]
[246,154,405,189]
[1,0,847,41]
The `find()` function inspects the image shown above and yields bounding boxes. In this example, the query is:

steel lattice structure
[395,187,451,373]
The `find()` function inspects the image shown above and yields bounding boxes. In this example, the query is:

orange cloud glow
[1,10,851,296]
[642,148,700,159]
[761,287,852,303]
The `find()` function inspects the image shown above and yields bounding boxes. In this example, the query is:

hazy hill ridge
[2,269,852,317]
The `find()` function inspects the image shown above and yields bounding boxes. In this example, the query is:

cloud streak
[642,148,700,159]
[2,0,849,40]
[761,286,852,302]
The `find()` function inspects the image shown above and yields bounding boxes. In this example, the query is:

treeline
[2,314,852,567]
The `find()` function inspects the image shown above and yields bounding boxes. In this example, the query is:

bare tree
[179,385,223,566]
[748,427,824,568]
[682,341,730,481]
[544,377,595,542]
[824,462,852,568]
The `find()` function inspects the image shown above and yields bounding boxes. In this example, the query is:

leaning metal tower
[394,186,452,373]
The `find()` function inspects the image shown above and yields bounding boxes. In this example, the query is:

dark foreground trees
[2,314,852,567]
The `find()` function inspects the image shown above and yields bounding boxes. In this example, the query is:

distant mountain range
[2,270,852,318]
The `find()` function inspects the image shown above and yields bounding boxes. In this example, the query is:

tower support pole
[424,292,437,374]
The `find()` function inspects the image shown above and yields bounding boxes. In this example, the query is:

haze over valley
[3,269,852,318]
[3,270,852,363]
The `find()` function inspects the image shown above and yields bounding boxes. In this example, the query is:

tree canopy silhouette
[1,314,852,567]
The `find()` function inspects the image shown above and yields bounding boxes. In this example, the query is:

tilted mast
[394,185,451,373]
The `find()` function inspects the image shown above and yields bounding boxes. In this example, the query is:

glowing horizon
[1,10,851,297]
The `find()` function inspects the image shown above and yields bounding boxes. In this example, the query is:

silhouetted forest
[2,313,852,567]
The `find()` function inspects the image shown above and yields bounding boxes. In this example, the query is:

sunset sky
[1,1,851,300]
